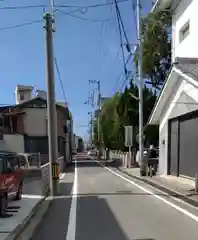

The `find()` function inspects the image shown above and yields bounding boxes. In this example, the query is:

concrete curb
[7,173,68,239]
[117,167,198,208]
[5,192,50,240]
[14,196,52,240]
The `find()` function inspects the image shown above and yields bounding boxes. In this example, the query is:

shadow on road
[32,182,73,240]
[31,180,156,240]
[76,195,156,240]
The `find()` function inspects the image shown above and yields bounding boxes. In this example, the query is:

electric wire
[54,57,67,106]
[57,0,128,9]
[0,19,42,32]
[114,1,127,84]
[0,5,46,10]
[57,9,111,23]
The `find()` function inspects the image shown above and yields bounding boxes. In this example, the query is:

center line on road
[66,158,78,240]
[96,161,198,223]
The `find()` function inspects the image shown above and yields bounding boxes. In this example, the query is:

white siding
[24,108,47,136]
[0,134,24,152]
[159,79,198,174]
[172,0,198,61]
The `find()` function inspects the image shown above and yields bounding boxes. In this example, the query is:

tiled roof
[174,57,198,80]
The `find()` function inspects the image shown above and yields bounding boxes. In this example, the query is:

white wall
[159,77,198,174]
[172,0,198,61]
[15,89,32,104]
[0,134,24,152]
[24,108,47,136]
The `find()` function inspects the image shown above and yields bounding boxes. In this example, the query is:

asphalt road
[31,158,198,240]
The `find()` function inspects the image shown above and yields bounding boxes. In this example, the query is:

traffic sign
[124,125,133,147]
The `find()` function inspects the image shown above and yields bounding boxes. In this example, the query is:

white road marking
[66,158,78,240]
[96,161,198,222]
[59,173,66,180]
[73,160,96,163]
[22,194,44,199]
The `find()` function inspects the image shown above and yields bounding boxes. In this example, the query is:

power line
[0,4,46,10]
[57,9,111,23]
[56,0,128,9]
[114,1,127,88]
[54,57,67,105]
[117,8,132,54]
[0,19,42,32]
[132,0,138,38]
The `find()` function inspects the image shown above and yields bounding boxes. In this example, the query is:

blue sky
[0,0,152,140]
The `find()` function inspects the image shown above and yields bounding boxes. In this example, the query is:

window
[179,20,190,43]
[8,156,19,169]
[20,93,24,101]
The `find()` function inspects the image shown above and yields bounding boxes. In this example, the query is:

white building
[149,0,198,178]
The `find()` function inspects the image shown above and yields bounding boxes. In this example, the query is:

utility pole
[88,80,101,155]
[97,80,101,145]
[137,0,144,169]
[44,12,59,197]
[88,112,93,149]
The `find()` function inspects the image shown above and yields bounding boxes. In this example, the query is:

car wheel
[15,183,22,201]
[0,195,7,216]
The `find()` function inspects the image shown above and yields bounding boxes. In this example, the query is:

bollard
[122,154,125,167]
[124,154,127,168]
[195,173,198,194]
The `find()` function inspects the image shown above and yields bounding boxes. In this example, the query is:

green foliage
[134,10,171,90]
[93,80,158,151]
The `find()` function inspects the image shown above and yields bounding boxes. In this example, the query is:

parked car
[0,152,24,216]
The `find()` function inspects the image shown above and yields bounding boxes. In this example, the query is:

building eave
[148,65,198,125]
[151,0,181,12]
[148,66,179,125]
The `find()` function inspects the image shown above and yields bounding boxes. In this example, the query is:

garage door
[179,116,198,178]
[169,119,179,176]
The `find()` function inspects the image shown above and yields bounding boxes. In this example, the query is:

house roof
[174,58,198,81]
[148,57,198,124]
[0,97,71,119]
[151,0,181,12]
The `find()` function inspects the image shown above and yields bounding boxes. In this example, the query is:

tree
[134,10,171,92]
[93,79,158,153]
[93,94,122,151]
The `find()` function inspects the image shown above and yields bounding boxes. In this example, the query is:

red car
[0,151,24,216]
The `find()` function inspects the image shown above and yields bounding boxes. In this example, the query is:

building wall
[23,107,67,137]
[172,0,198,61]
[57,110,66,137]
[159,78,198,174]
[24,108,47,136]
[0,134,24,152]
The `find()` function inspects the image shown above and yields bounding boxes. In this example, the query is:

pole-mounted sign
[124,125,133,147]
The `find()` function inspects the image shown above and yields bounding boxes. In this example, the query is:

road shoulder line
[96,161,198,222]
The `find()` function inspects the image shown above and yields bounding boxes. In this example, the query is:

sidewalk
[0,179,46,240]
[116,164,198,207]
